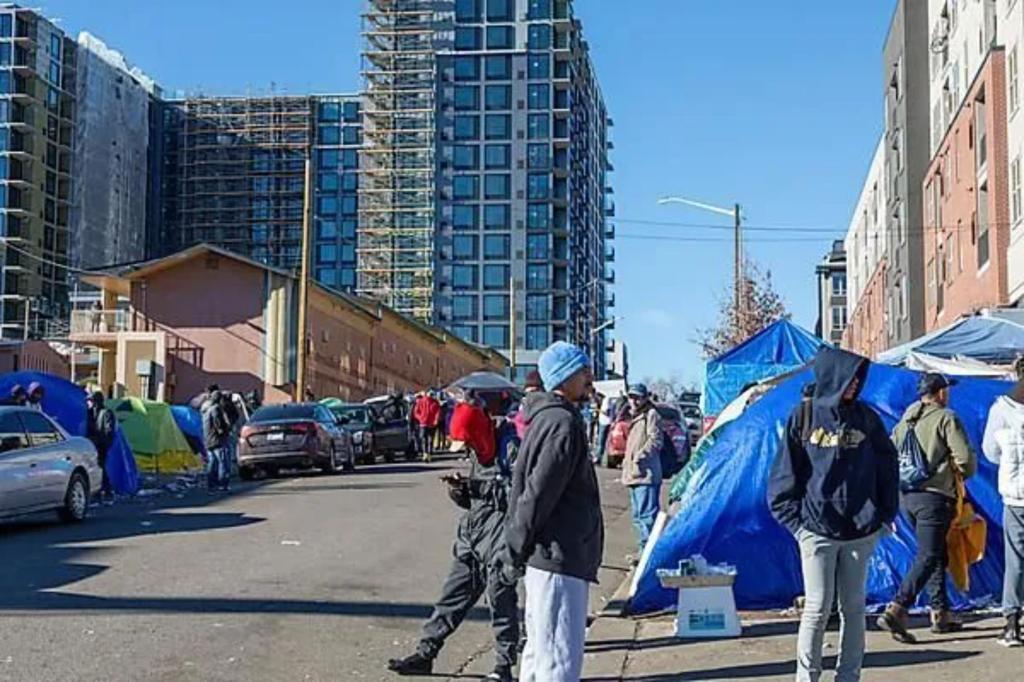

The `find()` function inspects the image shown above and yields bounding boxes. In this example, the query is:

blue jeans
[207,447,230,490]
[594,423,609,463]
[629,484,660,554]
[1005,505,1024,615]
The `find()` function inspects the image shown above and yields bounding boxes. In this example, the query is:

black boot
[387,651,434,675]
[997,612,1023,648]
[487,663,514,682]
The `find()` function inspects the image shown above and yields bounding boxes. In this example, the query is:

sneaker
[876,602,916,644]
[930,609,963,634]
[386,652,433,676]
[997,613,1023,648]
[487,664,514,682]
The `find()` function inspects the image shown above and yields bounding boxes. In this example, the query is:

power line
[614,216,1022,237]
[0,239,87,274]
[617,234,827,244]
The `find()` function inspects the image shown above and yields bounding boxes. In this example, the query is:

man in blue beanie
[506,341,603,681]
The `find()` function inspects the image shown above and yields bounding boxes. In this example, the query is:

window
[528,172,550,199]
[451,325,478,343]
[320,126,341,145]
[342,173,358,191]
[526,294,548,321]
[318,173,339,191]
[485,114,511,140]
[527,143,550,169]
[317,244,338,264]
[484,234,511,259]
[528,24,551,49]
[484,204,511,230]
[454,85,479,110]
[318,102,341,122]
[453,204,479,230]
[526,324,550,350]
[454,115,480,140]
[317,220,338,239]
[528,53,550,79]
[455,26,482,50]
[487,0,514,21]
[484,173,511,199]
[485,55,512,80]
[527,233,549,259]
[528,84,550,109]
[527,264,549,289]
[341,244,356,263]
[527,203,549,228]
[454,56,480,80]
[453,234,479,260]
[487,25,515,49]
[975,92,988,168]
[484,144,510,169]
[482,325,510,348]
[528,113,550,139]
[318,196,338,215]
[0,43,9,67]
[0,14,12,38]
[341,219,357,238]
[453,295,478,320]
[319,149,339,170]
[485,85,511,110]
[317,268,338,286]
[341,196,357,215]
[483,294,509,320]
[21,412,62,446]
[831,306,847,331]
[0,412,28,453]
[456,0,481,21]
[528,0,552,19]
[1015,156,1023,225]
[452,265,478,290]
[831,273,847,297]
[343,101,360,122]
[453,145,480,170]
[483,264,510,289]
[341,149,358,168]
[453,175,480,199]
[1011,45,1020,114]
[978,181,990,268]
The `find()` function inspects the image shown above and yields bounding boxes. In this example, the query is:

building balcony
[604,246,615,263]
[604,269,615,284]
[604,224,615,239]
[69,309,130,347]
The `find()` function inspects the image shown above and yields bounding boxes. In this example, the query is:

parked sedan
[237,403,354,479]
[0,406,102,523]
[328,403,376,464]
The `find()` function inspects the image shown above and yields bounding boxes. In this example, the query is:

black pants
[417,552,519,668]
[418,425,436,455]
[895,491,956,610]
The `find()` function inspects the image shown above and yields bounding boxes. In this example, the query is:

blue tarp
[702,319,824,416]
[634,362,1009,613]
[878,315,1024,365]
[170,404,207,460]
[0,371,140,495]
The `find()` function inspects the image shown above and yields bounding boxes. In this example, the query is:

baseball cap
[627,383,649,398]
[917,372,957,397]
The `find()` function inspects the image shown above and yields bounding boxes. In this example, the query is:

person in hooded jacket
[983,364,1024,647]
[2,384,27,407]
[26,382,44,412]
[768,347,899,682]
[202,390,232,492]
[388,392,521,682]
[86,391,117,503]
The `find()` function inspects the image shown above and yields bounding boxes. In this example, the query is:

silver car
[0,406,102,522]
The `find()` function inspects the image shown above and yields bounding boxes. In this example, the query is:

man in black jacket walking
[506,341,603,682]
[768,347,899,682]
[86,391,116,503]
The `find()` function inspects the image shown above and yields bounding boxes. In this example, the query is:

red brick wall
[844,260,889,358]
[923,50,1010,332]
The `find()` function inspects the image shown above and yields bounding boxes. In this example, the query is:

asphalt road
[0,456,631,682]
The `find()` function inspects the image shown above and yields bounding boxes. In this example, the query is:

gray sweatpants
[520,566,589,682]
[1004,505,1024,615]
[796,528,879,682]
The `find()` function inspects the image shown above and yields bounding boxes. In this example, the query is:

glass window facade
[482,324,510,348]
[453,204,479,230]
[453,175,480,199]
[456,0,482,21]
[487,25,515,50]
[484,204,511,230]
[483,264,510,289]
[483,294,509,320]
[487,0,514,21]
[485,85,511,111]
[454,115,480,140]
[485,55,512,80]
[453,234,479,260]
[528,24,551,49]
[453,145,480,170]
[528,84,550,110]
[484,234,511,259]
[526,324,550,350]
[454,85,479,110]
[485,114,511,140]
[528,113,549,139]
[528,53,550,79]
[453,265,479,290]
[453,295,478,320]
[484,144,511,169]
[484,173,511,199]
[454,56,480,80]
[455,26,482,50]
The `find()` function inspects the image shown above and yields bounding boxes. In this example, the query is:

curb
[583,569,637,681]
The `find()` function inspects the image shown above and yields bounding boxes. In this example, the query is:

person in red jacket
[414,391,442,462]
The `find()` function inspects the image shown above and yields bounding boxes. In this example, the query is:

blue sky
[41,0,895,384]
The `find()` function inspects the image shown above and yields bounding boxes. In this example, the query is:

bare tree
[696,260,789,360]
[639,373,700,403]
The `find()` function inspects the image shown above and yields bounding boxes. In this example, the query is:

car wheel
[342,447,355,472]
[58,471,89,523]
[264,466,280,478]
[383,450,396,464]
[239,467,256,481]
[321,444,340,475]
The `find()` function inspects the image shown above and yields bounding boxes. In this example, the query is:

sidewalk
[584,590,1018,681]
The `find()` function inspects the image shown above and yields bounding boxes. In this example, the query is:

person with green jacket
[878,373,977,642]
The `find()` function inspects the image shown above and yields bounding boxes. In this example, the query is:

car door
[18,411,71,508]
[314,406,339,453]
[0,411,33,514]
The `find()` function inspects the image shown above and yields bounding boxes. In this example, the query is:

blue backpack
[898,409,931,492]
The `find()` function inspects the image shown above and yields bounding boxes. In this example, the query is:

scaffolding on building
[359,0,437,321]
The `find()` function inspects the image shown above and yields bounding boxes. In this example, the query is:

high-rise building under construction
[361,0,614,375]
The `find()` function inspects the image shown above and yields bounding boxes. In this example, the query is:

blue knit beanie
[538,341,590,391]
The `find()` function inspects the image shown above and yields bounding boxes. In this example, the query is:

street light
[657,196,744,311]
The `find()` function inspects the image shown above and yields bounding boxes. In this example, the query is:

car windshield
[655,405,680,422]
[681,406,702,420]
[334,406,371,423]
[250,404,316,422]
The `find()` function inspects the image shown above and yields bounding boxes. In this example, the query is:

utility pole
[295,157,313,402]
[734,203,743,314]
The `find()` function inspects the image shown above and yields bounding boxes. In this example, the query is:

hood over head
[811,347,869,407]
[522,390,576,422]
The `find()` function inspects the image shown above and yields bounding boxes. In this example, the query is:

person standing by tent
[877,373,977,642]
[86,391,117,504]
[768,347,899,682]
[26,382,45,413]
[413,390,441,462]
[202,390,232,492]
[506,342,602,682]
[2,384,27,407]
[982,371,1024,647]
[622,383,663,563]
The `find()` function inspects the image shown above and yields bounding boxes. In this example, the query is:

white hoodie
[983,395,1024,507]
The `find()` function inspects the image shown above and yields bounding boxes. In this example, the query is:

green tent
[109,397,202,473]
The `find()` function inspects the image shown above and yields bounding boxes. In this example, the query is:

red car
[602,404,691,471]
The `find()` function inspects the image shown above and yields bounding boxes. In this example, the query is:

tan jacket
[622,403,662,486]
[892,400,977,499]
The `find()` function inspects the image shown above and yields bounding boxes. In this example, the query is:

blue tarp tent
[702,319,824,416]
[0,371,140,495]
[170,404,207,461]
[877,315,1024,365]
[633,362,1008,613]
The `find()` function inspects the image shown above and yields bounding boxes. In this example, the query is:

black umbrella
[447,371,518,393]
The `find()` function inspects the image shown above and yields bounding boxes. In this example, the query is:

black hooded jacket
[767,348,899,541]
[506,392,604,582]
